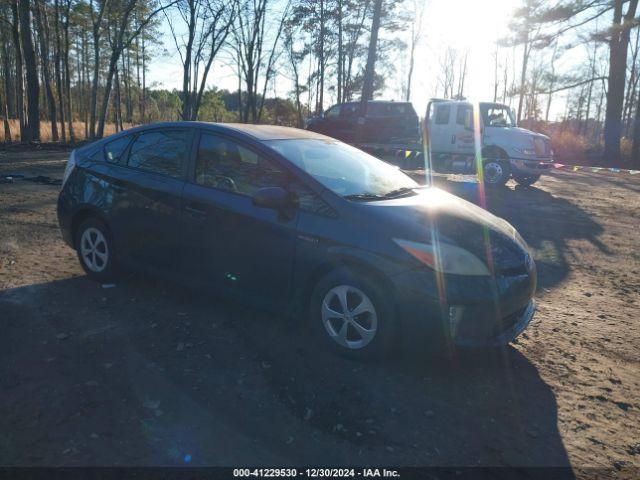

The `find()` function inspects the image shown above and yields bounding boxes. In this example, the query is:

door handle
[451,134,456,144]
[184,205,207,217]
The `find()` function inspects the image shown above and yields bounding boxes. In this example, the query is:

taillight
[61,150,76,188]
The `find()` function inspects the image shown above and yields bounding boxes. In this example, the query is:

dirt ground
[0,147,639,477]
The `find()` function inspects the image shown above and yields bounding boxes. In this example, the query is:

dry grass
[0,119,137,143]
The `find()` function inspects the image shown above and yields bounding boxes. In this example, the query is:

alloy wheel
[321,285,378,349]
[80,227,109,273]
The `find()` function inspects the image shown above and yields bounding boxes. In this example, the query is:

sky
[146,0,571,119]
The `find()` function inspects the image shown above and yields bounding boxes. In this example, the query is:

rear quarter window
[104,136,131,164]
[435,105,451,124]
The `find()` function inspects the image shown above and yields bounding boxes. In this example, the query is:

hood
[359,187,529,270]
[484,126,550,149]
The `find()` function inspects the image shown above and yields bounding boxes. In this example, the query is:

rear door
[181,131,298,310]
[115,128,193,271]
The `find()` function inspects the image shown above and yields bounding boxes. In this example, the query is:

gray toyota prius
[57,122,536,358]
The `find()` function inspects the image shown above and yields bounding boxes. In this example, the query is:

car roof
[118,121,332,141]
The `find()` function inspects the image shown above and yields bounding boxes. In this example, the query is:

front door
[181,131,298,310]
[452,104,475,157]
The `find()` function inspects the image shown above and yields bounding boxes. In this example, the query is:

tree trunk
[337,0,343,103]
[11,0,25,140]
[1,29,15,119]
[631,88,640,167]
[181,1,196,120]
[141,37,146,122]
[516,33,530,123]
[54,0,66,142]
[35,0,58,141]
[361,0,383,102]
[18,0,40,142]
[603,0,639,164]
[317,0,325,113]
[97,54,119,138]
[62,6,75,142]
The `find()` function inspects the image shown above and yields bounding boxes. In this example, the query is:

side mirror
[252,187,296,212]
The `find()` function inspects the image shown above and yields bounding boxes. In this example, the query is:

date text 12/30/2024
[233,469,400,478]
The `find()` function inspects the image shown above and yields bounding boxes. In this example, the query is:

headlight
[393,239,490,276]
[513,146,536,155]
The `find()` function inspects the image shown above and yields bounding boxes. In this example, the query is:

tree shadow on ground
[0,275,572,473]
[428,176,608,291]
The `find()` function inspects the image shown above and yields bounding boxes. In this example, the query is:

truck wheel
[482,160,511,187]
[513,174,541,187]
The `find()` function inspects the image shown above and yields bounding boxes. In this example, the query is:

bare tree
[233,0,289,123]
[360,0,382,102]
[405,0,425,101]
[166,0,235,121]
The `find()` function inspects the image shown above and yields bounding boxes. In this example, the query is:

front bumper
[450,299,536,347]
[391,267,536,348]
[510,158,554,175]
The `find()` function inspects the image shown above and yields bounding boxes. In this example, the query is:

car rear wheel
[309,268,397,359]
[513,173,541,187]
[75,218,118,282]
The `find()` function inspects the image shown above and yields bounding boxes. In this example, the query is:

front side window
[195,133,288,195]
[480,104,515,127]
[435,105,450,124]
[104,136,131,164]
[126,130,190,178]
[456,105,473,126]
[266,139,417,199]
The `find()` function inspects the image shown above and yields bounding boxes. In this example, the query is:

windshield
[480,104,516,127]
[266,139,418,199]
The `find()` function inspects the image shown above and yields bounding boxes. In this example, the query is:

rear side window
[366,103,414,116]
[195,133,288,196]
[341,103,359,117]
[366,103,388,116]
[435,105,450,124]
[325,105,341,118]
[126,130,190,179]
[387,103,412,115]
[104,136,131,164]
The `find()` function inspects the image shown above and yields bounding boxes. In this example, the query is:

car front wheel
[309,268,397,359]
[75,218,118,282]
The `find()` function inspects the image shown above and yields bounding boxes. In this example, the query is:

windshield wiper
[344,186,428,201]
[343,192,387,201]
[382,186,427,198]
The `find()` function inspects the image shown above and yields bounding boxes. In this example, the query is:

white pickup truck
[425,99,554,186]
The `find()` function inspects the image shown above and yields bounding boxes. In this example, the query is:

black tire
[482,159,511,187]
[309,268,397,360]
[513,173,541,187]
[74,218,118,282]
